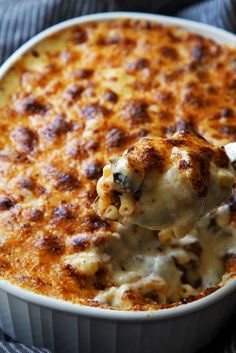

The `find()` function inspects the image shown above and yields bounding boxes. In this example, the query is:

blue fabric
[0,0,236,352]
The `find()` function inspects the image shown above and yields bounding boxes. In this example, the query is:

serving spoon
[94,130,236,238]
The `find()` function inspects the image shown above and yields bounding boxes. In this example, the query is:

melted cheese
[95,207,236,309]
[95,132,234,237]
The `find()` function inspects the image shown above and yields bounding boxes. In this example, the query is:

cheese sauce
[95,132,234,238]
[95,206,236,308]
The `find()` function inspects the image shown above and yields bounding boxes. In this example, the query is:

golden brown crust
[225,253,236,272]
[0,18,236,309]
[125,131,229,197]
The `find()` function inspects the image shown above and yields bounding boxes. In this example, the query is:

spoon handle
[224,142,236,164]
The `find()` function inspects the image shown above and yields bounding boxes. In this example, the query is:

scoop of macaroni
[94,131,235,238]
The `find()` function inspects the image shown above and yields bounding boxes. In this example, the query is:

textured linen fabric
[0,0,236,352]
[0,342,50,353]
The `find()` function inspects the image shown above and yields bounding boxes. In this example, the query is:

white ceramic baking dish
[0,12,236,353]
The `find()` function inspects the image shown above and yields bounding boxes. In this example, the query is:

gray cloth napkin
[0,0,236,352]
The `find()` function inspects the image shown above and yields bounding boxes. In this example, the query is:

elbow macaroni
[104,205,120,220]
[119,194,135,216]
[95,164,136,221]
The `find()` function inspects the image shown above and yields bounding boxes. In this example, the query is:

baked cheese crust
[0,19,236,310]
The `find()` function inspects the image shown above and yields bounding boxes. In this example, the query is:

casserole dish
[1,11,236,353]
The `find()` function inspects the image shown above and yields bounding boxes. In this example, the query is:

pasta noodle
[119,194,135,217]
[104,205,120,220]
[96,178,110,198]
[103,165,112,178]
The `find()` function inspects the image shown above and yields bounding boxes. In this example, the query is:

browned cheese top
[0,19,236,309]
[124,131,230,197]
